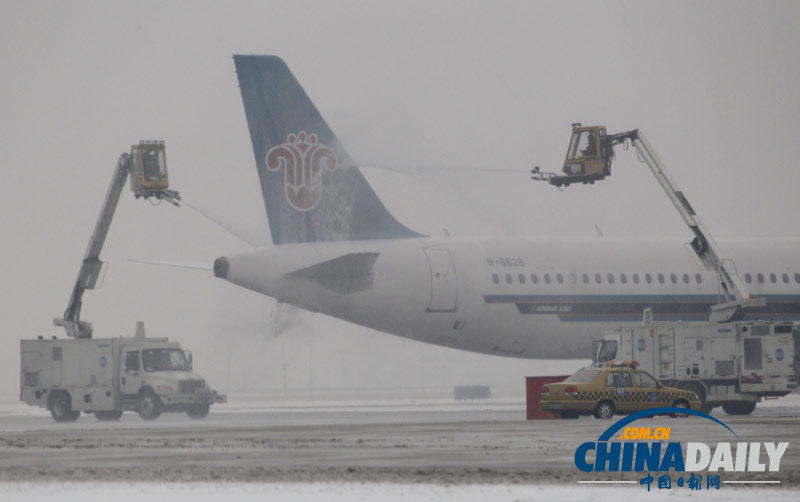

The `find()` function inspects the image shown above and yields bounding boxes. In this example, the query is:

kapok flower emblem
[266,131,337,211]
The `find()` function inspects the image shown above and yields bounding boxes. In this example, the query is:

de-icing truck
[594,320,798,415]
[20,141,224,422]
[21,329,225,422]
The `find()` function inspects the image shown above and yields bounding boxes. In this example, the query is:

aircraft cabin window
[745,273,752,284]
[531,273,539,284]
[569,273,577,285]
[582,273,589,284]
[595,273,602,284]
[620,273,627,284]
[670,273,677,284]
[556,273,564,284]
[757,273,764,284]
[505,273,513,284]
[492,273,499,285]
[796,272,800,284]
[645,273,653,284]
[695,273,702,284]
[658,273,665,284]
[770,273,777,284]
[518,273,525,284]
[632,273,640,284]
[544,273,552,284]
[607,273,615,284]
[683,273,690,284]
[783,273,789,284]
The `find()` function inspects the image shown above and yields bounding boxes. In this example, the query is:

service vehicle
[595,320,798,415]
[540,364,701,419]
[21,328,225,422]
[20,140,225,422]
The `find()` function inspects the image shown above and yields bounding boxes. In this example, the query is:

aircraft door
[424,248,458,312]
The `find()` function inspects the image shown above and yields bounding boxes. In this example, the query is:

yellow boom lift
[532,124,765,322]
[54,141,180,338]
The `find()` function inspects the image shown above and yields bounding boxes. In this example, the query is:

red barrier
[525,375,569,419]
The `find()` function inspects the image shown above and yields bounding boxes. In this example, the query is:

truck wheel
[95,410,124,421]
[722,401,756,415]
[50,392,80,422]
[671,399,689,418]
[679,381,707,407]
[137,390,162,420]
[594,400,615,419]
[187,404,210,419]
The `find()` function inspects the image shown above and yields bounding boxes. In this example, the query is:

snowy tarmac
[3,482,800,502]
[0,391,799,499]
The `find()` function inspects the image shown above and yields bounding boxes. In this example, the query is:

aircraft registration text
[486,258,525,267]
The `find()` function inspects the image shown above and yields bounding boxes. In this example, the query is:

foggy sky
[1,1,799,395]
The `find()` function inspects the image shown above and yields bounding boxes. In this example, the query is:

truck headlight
[157,385,174,393]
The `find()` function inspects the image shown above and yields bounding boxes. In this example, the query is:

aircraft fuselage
[215,236,800,359]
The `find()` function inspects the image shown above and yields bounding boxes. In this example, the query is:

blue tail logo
[267,131,337,212]
[234,55,424,244]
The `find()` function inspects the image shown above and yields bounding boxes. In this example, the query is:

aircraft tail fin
[234,55,424,245]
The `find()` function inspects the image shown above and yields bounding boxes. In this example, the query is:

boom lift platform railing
[532,125,765,322]
[54,141,180,338]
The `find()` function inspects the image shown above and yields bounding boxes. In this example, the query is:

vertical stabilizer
[234,55,423,245]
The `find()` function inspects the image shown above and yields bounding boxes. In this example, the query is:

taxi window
[605,371,632,387]
[564,369,602,383]
[634,372,658,388]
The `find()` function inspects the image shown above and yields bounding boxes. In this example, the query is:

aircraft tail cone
[213,256,229,278]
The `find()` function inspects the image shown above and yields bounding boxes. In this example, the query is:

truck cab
[119,343,218,420]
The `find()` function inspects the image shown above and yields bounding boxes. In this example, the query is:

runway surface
[0,390,798,499]
[3,482,800,502]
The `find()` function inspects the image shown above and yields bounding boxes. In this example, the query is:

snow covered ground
[1,391,798,498]
[2,482,799,502]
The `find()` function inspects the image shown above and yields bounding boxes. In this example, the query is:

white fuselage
[217,236,800,359]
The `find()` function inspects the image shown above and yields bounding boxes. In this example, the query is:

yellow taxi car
[540,363,701,419]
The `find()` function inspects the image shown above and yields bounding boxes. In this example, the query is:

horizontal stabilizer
[287,252,379,294]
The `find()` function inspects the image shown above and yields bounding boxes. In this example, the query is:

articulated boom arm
[55,142,179,338]
[55,154,131,338]
[533,126,765,322]
[628,131,764,322]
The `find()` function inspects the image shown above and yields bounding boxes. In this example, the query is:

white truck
[21,333,225,422]
[594,320,798,415]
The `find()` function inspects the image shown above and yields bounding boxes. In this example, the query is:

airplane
[213,55,800,359]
